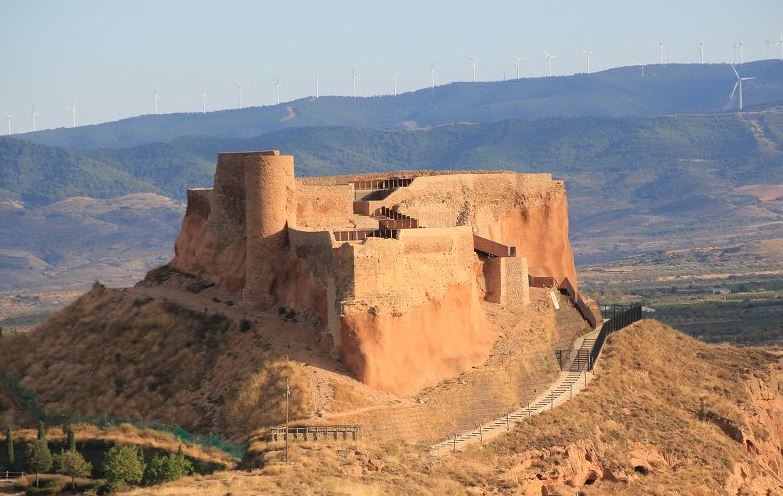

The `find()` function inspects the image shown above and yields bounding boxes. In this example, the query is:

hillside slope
[0,283,314,441]
[17,61,783,150]
[0,267,589,449]
[126,321,783,496]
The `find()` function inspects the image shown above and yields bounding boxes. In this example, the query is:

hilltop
[122,321,783,495]
[15,60,783,150]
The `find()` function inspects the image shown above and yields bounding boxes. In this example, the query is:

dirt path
[280,106,297,122]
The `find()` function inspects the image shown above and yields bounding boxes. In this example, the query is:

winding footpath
[430,329,599,455]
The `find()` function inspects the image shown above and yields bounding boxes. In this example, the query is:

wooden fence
[268,425,361,442]
[588,304,643,371]
[333,229,400,242]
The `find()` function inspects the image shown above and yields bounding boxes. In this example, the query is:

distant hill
[17,60,783,150]
[0,137,152,205]
[3,107,783,202]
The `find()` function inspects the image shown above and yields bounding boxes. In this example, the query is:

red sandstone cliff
[171,189,246,292]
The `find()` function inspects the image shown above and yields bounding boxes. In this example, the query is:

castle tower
[242,150,296,309]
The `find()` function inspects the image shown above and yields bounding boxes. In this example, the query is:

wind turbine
[777,31,783,60]
[466,56,477,82]
[430,63,437,88]
[393,73,398,96]
[232,81,242,109]
[544,51,556,77]
[352,68,359,96]
[730,65,756,110]
[658,42,665,64]
[5,114,11,135]
[315,73,320,99]
[274,78,281,105]
[584,49,593,73]
[153,90,162,115]
[513,56,524,79]
[738,39,744,64]
[31,108,39,132]
[698,41,704,64]
[201,91,207,113]
[67,101,77,128]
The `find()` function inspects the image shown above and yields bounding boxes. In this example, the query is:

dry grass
[124,320,783,495]
[0,286,312,441]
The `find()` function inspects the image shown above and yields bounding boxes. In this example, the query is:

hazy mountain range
[16,61,783,150]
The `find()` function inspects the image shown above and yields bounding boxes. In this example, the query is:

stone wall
[483,256,530,306]
[295,183,354,229]
[211,152,248,249]
[277,228,343,352]
[341,227,476,311]
[367,172,578,287]
[335,227,494,395]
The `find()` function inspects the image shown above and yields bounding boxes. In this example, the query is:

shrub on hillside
[53,449,92,490]
[144,452,193,484]
[102,445,144,490]
[25,440,53,487]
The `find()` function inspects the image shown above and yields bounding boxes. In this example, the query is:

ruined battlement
[170,150,579,395]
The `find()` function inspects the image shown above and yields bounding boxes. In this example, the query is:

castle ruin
[172,150,588,395]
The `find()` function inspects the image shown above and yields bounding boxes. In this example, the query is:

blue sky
[1,0,782,131]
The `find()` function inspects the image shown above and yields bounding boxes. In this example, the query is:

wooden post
[284,377,290,465]
[479,425,483,443]
[453,433,457,453]
[506,413,510,431]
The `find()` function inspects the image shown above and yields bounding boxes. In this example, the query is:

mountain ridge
[15,60,783,150]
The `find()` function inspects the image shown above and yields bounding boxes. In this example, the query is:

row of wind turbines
[3,36,781,135]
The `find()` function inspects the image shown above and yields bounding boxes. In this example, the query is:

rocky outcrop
[171,189,246,292]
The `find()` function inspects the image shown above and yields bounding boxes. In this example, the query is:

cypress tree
[37,421,46,441]
[4,425,13,470]
[65,424,76,452]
